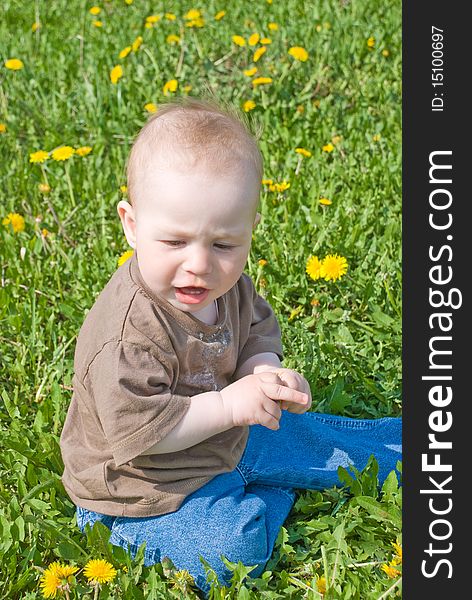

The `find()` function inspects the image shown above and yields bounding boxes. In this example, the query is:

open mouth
[174,286,210,304]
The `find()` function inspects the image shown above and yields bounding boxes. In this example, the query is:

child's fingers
[263,382,309,405]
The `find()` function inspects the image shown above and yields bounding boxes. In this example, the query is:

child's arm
[139,372,309,456]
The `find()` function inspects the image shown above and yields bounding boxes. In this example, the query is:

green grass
[1,0,401,597]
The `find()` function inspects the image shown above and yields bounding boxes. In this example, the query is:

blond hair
[126,96,263,207]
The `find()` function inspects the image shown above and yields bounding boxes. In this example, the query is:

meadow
[0,0,402,597]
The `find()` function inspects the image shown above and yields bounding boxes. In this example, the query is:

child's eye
[162,240,185,247]
[214,244,235,251]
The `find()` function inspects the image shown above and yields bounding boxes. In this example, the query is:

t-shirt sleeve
[85,340,191,466]
[236,275,284,369]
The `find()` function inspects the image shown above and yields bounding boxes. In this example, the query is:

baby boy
[60,97,401,596]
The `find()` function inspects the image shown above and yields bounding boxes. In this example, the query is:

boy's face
[118,161,261,317]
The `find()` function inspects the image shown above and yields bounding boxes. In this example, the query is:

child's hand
[220,373,310,431]
[257,367,312,413]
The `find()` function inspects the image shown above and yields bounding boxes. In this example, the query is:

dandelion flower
[110,65,123,84]
[92,20,103,27]
[89,6,101,15]
[319,198,332,206]
[5,58,24,70]
[243,100,256,112]
[260,37,272,44]
[392,542,403,564]
[42,228,50,237]
[268,22,278,31]
[322,142,334,153]
[382,49,390,57]
[119,46,132,59]
[261,179,273,185]
[215,11,226,20]
[0,123,6,133]
[39,564,62,598]
[51,146,74,161]
[316,575,327,594]
[144,103,157,113]
[381,564,401,578]
[373,134,381,142]
[320,254,348,282]
[146,15,161,24]
[2,213,25,233]
[258,259,267,267]
[295,147,311,157]
[253,46,266,62]
[118,250,133,266]
[184,9,202,20]
[166,34,180,44]
[252,76,272,87]
[269,181,290,192]
[183,84,192,93]
[75,146,92,157]
[232,35,246,47]
[306,255,322,281]
[165,13,176,20]
[243,67,258,77]
[248,33,260,46]
[120,185,128,193]
[163,79,178,95]
[367,36,375,48]
[84,559,117,584]
[331,135,342,144]
[30,150,49,163]
[38,183,51,193]
[32,22,41,32]
[125,0,133,4]
[288,46,309,62]
[132,36,143,52]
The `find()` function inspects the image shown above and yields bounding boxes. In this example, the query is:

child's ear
[253,212,261,230]
[117,200,137,249]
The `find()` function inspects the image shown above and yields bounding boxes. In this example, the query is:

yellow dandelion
[260,37,272,45]
[253,46,267,62]
[146,15,161,24]
[39,563,62,599]
[42,228,50,237]
[186,16,205,27]
[38,183,51,193]
[232,35,246,47]
[258,259,267,267]
[215,11,226,20]
[32,22,41,32]
[288,46,309,62]
[110,64,123,84]
[120,185,127,193]
[381,564,401,578]
[144,103,157,113]
[367,36,375,48]
[392,542,402,563]
[261,179,273,185]
[274,181,290,192]
[331,135,342,144]
[268,22,278,31]
[183,84,192,93]
[167,34,180,44]
[248,33,260,46]
[306,256,322,281]
[382,49,390,57]
[163,79,178,95]
[295,147,311,158]
[373,133,381,142]
[0,123,6,133]
[84,559,117,584]
[119,46,132,59]
[311,298,320,306]
[322,142,335,153]
[243,67,258,76]
[29,150,49,163]
[5,58,24,70]
[125,0,133,4]
[316,575,327,594]
[145,20,153,27]
[75,146,92,157]
[118,249,134,266]
[89,6,101,15]
[320,254,348,282]
[92,20,103,27]
[316,24,322,32]
[2,213,25,233]
[132,36,143,52]
[165,13,176,20]
[252,76,272,87]
[243,100,256,112]
[184,9,201,20]
[319,197,332,206]
[51,146,74,161]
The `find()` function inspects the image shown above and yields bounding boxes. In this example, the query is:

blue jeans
[76,411,401,596]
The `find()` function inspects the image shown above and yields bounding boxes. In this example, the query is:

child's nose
[183,247,213,275]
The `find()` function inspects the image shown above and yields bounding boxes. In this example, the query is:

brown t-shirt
[60,251,283,517]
